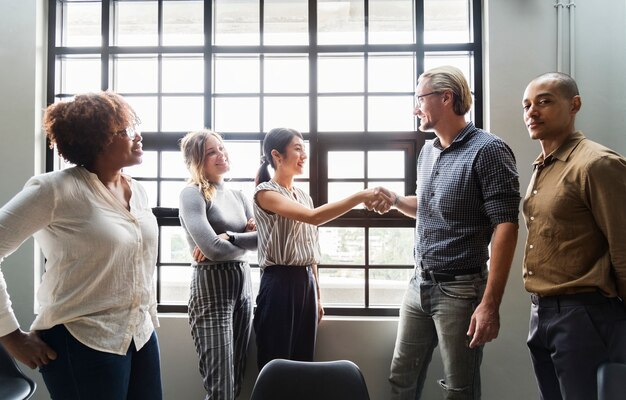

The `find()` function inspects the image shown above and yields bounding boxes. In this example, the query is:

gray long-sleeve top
[179,182,257,265]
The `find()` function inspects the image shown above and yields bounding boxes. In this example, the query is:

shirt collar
[432,121,477,151]
[532,131,586,167]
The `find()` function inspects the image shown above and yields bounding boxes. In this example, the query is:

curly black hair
[43,91,139,167]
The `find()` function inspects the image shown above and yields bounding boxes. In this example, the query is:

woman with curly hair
[0,91,162,399]
[179,130,257,400]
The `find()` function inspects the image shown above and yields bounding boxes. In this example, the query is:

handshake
[363,186,398,215]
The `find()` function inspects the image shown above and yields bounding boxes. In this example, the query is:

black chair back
[0,342,37,400]
[597,362,626,400]
[250,359,370,400]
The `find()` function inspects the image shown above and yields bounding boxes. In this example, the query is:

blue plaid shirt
[415,122,520,273]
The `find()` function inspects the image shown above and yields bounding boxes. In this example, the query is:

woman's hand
[245,218,256,232]
[317,299,325,324]
[192,245,207,262]
[0,329,57,369]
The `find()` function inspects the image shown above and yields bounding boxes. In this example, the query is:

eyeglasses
[414,92,440,108]
[115,126,139,140]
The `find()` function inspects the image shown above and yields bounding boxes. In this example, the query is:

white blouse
[0,166,158,355]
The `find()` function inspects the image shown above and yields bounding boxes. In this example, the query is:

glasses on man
[115,126,139,140]
[414,92,440,108]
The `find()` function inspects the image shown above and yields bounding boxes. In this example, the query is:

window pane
[264,0,308,45]
[126,96,158,132]
[368,96,415,132]
[263,97,309,133]
[61,2,101,47]
[317,0,364,45]
[162,56,204,93]
[368,54,415,92]
[163,0,204,46]
[319,227,365,265]
[328,151,363,179]
[368,181,405,198]
[214,0,259,45]
[319,268,365,306]
[161,151,187,179]
[368,151,405,179]
[424,0,470,44]
[424,53,472,88]
[124,150,158,178]
[318,97,364,132]
[224,141,260,179]
[160,266,191,303]
[113,1,158,46]
[214,55,260,93]
[214,97,260,132]
[113,56,158,93]
[162,96,204,132]
[318,54,364,93]
[328,182,364,207]
[369,268,413,306]
[369,0,414,44]
[57,56,101,94]
[139,180,158,207]
[160,226,193,263]
[161,180,188,207]
[369,227,415,265]
[294,180,310,195]
[264,55,309,93]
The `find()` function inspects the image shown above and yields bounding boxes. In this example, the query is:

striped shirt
[254,180,321,269]
[415,122,520,273]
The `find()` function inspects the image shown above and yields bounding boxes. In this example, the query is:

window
[47,0,482,316]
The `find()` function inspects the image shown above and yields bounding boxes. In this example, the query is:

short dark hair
[532,72,580,99]
[255,127,303,186]
[43,91,139,167]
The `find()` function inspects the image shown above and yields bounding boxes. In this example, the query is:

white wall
[1,1,624,399]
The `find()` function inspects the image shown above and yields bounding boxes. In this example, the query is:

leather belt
[530,291,609,308]
[418,267,483,283]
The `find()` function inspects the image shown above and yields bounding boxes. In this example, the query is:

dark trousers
[39,324,162,400]
[253,265,318,371]
[527,291,626,400]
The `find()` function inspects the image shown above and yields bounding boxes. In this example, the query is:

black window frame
[46,0,483,317]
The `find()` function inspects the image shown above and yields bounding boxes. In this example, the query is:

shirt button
[529,244,534,249]
[530,216,535,221]
[533,190,538,195]
[528,270,534,276]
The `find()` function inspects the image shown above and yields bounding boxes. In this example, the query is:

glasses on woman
[115,126,139,140]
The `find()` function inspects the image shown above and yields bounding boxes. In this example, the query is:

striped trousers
[188,262,253,400]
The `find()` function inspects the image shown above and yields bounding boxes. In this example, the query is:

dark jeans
[253,265,318,371]
[527,292,626,400]
[38,324,163,400]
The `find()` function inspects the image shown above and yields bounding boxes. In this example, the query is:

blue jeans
[38,324,163,400]
[389,273,487,400]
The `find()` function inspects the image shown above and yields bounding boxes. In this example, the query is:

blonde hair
[419,66,472,116]
[180,129,224,201]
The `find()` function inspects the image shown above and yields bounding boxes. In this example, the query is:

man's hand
[467,301,500,348]
[365,187,395,214]
[1,329,57,369]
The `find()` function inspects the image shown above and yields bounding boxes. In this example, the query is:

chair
[249,359,370,400]
[597,362,626,400]
[0,342,36,400]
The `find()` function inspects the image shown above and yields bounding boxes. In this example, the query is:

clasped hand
[364,187,396,214]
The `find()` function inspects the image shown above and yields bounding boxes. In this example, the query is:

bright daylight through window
[47,0,482,316]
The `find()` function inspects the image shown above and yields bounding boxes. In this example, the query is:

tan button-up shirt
[523,131,626,301]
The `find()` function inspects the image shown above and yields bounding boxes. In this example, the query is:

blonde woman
[179,130,257,400]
